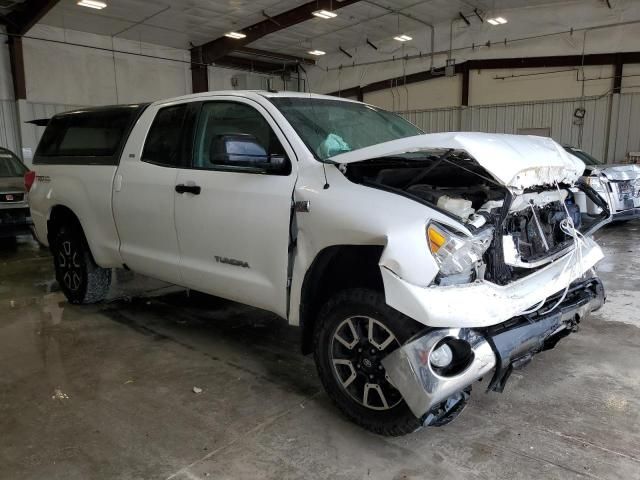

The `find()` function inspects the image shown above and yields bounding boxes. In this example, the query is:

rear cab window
[34,104,147,165]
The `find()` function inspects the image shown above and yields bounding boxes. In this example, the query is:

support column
[7,36,26,100]
[461,63,470,107]
[190,48,208,93]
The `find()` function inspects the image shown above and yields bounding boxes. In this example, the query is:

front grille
[505,200,579,263]
[615,180,634,201]
[0,192,24,203]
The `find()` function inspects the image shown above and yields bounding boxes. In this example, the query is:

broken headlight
[427,222,493,277]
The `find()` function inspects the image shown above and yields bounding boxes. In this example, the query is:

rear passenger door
[113,102,193,283]
[174,98,297,318]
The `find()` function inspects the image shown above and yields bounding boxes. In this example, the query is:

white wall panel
[0,100,21,156]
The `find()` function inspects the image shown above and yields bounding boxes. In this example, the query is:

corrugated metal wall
[466,96,611,160]
[0,100,21,156]
[399,94,636,162]
[402,106,461,134]
[610,93,640,160]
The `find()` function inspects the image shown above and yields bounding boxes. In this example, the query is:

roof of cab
[151,90,360,107]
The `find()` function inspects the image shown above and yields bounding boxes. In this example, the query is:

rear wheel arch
[47,205,98,260]
[299,244,385,355]
[47,205,82,243]
[48,205,111,304]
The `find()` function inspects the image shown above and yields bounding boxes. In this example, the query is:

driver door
[174,98,298,318]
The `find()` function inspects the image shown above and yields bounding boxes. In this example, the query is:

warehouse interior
[1,1,639,479]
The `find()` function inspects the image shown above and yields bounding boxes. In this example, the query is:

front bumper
[382,278,604,421]
[612,207,640,222]
[381,236,603,328]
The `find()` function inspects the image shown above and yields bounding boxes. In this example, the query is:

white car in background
[27,92,610,435]
[564,146,640,222]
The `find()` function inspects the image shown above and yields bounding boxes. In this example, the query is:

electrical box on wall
[230,74,269,90]
[445,59,456,77]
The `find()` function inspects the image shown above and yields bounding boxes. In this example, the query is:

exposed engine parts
[345,150,610,287]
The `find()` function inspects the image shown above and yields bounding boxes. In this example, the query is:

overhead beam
[3,0,60,100]
[328,51,640,99]
[214,55,299,73]
[195,0,362,64]
[3,0,60,35]
[234,47,315,65]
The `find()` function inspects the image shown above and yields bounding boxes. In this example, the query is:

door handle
[175,184,201,195]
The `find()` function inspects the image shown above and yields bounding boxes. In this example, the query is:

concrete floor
[1,223,639,480]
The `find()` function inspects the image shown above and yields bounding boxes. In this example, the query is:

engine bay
[344,150,610,285]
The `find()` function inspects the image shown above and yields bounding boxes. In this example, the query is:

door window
[142,104,188,167]
[192,101,290,174]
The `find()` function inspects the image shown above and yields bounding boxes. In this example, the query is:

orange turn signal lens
[427,225,447,253]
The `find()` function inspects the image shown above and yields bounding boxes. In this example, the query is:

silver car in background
[564,146,640,222]
[0,147,32,241]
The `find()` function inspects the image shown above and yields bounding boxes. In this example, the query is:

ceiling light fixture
[225,31,247,39]
[312,9,337,19]
[308,49,326,56]
[487,17,507,25]
[77,0,107,9]
[393,34,412,42]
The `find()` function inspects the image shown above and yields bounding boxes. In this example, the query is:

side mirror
[211,133,287,172]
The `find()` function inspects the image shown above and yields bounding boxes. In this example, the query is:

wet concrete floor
[1,223,639,479]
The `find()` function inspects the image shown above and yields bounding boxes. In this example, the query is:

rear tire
[313,288,424,436]
[51,224,111,304]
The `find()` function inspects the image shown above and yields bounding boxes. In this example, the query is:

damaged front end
[332,133,610,425]
[382,277,604,424]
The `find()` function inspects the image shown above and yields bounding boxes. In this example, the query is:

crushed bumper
[612,207,640,222]
[381,236,603,328]
[382,278,604,421]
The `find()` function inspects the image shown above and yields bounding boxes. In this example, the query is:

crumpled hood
[330,132,585,190]
[590,163,640,182]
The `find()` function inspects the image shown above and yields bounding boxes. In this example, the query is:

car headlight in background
[584,175,607,193]
[427,222,493,279]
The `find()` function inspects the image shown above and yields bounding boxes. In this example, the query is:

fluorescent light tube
[225,32,247,39]
[77,0,107,9]
[312,9,337,19]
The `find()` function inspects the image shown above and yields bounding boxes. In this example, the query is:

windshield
[0,149,27,177]
[564,146,601,166]
[269,97,423,161]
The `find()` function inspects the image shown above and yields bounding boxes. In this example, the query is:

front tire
[51,224,111,304]
[314,288,424,436]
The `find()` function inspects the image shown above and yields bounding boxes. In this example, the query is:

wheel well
[299,245,385,355]
[47,205,82,247]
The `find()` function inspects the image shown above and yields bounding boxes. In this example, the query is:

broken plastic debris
[192,386,203,394]
[51,388,69,400]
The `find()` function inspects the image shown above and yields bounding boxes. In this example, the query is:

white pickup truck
[28,91,609,436]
